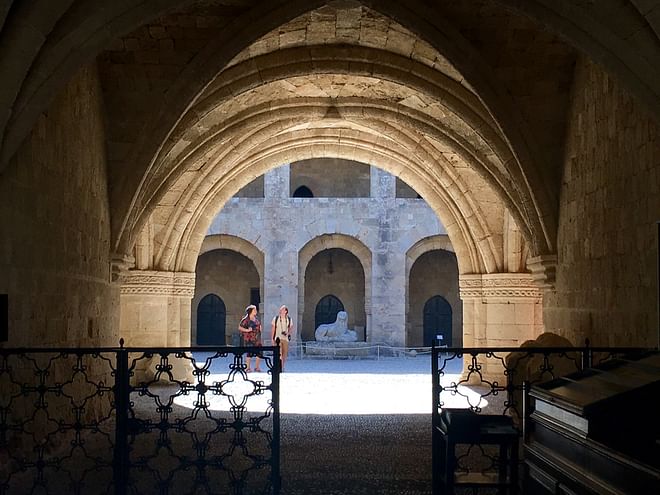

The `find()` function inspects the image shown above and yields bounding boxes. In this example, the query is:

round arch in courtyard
[298,234,371,341]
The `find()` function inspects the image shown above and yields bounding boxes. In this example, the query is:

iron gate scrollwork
[430,342,652,494]
[0,343,280,495]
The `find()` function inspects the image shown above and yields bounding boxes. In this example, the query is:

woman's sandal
[246,367,252,373]
[254,368,262,372]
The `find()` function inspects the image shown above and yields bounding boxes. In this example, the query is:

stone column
[119,270,195,380]
[263,164,299,350]
[371,251,406,346]
[369,167,405,345]
[264,164,290,199]
[263,248,299,347]
[459,273,544,381]
[370,166,396,198]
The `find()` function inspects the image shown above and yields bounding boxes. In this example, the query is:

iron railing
[0,342,280,495]
[431,342,653,493]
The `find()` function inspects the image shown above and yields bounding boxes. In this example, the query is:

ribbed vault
[2,0,660,284]
[121,37,544,277]
[114,9,556,264]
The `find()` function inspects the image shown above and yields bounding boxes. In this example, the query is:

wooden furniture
[524,352,660,494]
[433,408,519,494]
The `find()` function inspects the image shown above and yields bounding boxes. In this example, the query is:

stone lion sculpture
[314,311,358,342]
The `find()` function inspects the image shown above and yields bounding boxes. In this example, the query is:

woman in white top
[271,305,294,371]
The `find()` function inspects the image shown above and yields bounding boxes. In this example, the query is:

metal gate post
[431,343,440,495]
[114,340,130,495]
[272,344,281,495]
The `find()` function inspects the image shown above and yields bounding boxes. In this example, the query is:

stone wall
[234,176,264,198]
[192,249,260,344]
[545,58,660,347]
[290,158,370,197]
[209,165,447,347]
[0,63,118,347]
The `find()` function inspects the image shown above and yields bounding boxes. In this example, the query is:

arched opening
[192,248,261,346]
[196,294,226,345]
[292,185,313,198]
[423,296,453,347]
[302,248,366,341]
[406,247,461,347]
[315,294,345,331]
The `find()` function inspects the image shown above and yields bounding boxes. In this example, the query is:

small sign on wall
[0,294,7,342]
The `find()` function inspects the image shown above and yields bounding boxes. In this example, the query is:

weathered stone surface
[545,58,660,347]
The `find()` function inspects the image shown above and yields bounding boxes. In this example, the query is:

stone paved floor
[281,413,432,494]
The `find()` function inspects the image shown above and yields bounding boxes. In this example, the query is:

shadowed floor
[281,413,432,494]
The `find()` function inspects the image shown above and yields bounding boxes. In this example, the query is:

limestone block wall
[192,249,261,344]
[545,58,660,347]
[209,166,448,346]
[0,63,118,347]
[290,159,370,197]
[119,270,194,347]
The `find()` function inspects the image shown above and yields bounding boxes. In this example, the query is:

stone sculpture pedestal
[304,341,372,358]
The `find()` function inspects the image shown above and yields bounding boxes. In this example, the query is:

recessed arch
[405,235,456,281]
[292,185,313,198]
[298,233,372,342]
[198,234,265,285]
[406,240,461,347]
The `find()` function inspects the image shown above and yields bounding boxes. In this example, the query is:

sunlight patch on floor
[172,371,487,414]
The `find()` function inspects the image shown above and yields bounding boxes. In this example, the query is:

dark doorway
[293,185,314,197]
[423,295,452,347]
[315,294,344,330]
[197,294,226,345]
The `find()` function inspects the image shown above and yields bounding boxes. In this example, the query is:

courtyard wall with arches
[191,160,542,353]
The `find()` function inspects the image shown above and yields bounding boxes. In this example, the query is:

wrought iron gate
[0,342,280,495]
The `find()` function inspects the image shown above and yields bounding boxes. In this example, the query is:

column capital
[459,273,542,301]
[110,252,135,283]
[526,254,558,290]
[120,270,196,297]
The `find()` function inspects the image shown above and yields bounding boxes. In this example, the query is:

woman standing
[271,305,294,371]
[239,304,262,372]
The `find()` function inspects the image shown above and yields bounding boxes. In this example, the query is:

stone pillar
[370,166,396,198]
[459,273,544,381]
[264,164,290,199]
[263,165,298,350]
[369,167,404,345]
[263,248,299,347]
[119,270,195,380]
[371,251,406,345]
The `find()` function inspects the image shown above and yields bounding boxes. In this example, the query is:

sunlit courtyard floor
[175,353,492,415]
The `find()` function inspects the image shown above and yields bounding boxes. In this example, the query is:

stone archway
[198,234,265,286]
[192,239,263,346]
[405,236,462,347]
[298,234,372,342]
[4,0,659,353]
[2,0,660,178]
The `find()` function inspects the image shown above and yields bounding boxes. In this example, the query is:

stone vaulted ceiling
[1,0,660,274]
[103,2,573,274]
